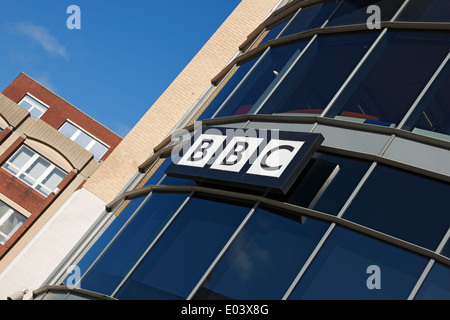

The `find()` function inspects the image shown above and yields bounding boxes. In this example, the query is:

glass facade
[59,0,450,301]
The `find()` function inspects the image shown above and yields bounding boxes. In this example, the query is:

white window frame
[2,145,67,197]
[18,93,50,120]
[0,202,26,245]
[59,120,110,161]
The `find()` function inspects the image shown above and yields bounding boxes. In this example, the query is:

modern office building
[27,0,450,300]
[0,73,122,298]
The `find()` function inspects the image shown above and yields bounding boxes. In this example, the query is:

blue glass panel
[193,208,329,300]
[257,17,292,46]
[197,59,258,121]
[311,153,371,215]
[267,152,371,216]
[256,32,377,116]
[415,263,450,300]
[280,0,340,36]
[142,158,171,187]
[327,0,404,27]
[215,41,308,117]
[397,0,450,22]
[114,196,253,300]
[79,193,189,295]
[70,195,148,280]
[325,32,450,127]
[289,227,428,300]
[442,241,450,258]
[343,165,450,251]
[402,58,450,139]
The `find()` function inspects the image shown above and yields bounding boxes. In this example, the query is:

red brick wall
[0,139,78,258]
[2,73,122,161]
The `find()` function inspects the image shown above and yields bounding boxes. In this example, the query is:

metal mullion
[320,0,344,29]
[186,199,263,300]
[336,161,377,218]
[273,6,302,40]
[211,47,272,119]
[320,28,388,118]
[73,189,167,288]
[252,34,319,115]
[282,161,378,299]
[111,192,195,297]
[407,228,450,300]
[398,52,450,129]
[391,0,411,22]
[282,222,336,300]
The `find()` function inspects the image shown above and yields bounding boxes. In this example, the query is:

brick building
[0,73,121,297]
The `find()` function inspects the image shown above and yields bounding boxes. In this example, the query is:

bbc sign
[165,127,324,194]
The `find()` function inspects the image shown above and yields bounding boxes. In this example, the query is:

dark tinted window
[280,1,340,36]
[215,41,308,117]
[193,208,329,300]
[258,16,292,45]
[327,0,405,26]
[402,58,450,140]
[256,32,377,116]
[325,32,450,127]
[343,165,450,251]
[198,59,258,120]
[268,152,371,216]
[415,263,450,300]
[79,193,189,295]
[288,227,428,300]
[114,196,252,300]
[70,194,148,283]
[397,0,450,22]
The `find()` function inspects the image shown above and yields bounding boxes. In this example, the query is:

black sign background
[165,127,324,194]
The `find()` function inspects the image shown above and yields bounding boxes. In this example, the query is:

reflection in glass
[327,0,405,27]
[325,32,450,127]
[78,193,189,295]
[279,1,340,37]
[343,165,450,251]
[397,0,450,22]
[215,41,308,117]
[442,241,450,258]
[257,16,292,46]
[415,263,450,300]
[72,195,149,278]
[193,208,329,300]
[114,196,253,300]
[288,227,428,300]
[198,59,258,120]
[305,153,371,215]
[402,57,450,141]
[256,32,377,116]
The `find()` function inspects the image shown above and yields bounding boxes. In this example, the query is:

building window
[18,94,49,120]
[59,121,109,161]
[288,226,428,300]
[341,164,450,251]
[2,145,67,197]
[193,207,329,300]
[0,201,26,245]
[397,0,450,23]
[114,195,253,300]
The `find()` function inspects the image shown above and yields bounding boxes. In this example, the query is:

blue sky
[0,0,242,137]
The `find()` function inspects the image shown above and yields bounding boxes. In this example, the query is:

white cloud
[12,22,69,60]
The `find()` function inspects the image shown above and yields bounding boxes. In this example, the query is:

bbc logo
[176,133,304,178]
[167,126,324,194]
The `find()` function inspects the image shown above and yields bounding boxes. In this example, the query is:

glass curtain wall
[69,0,450,300]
